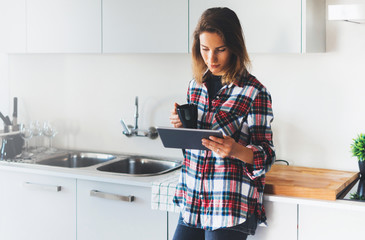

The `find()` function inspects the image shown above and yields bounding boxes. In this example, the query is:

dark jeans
[172,223,248,240]
[172,214,257,240]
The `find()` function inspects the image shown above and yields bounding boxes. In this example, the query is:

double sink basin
[35,152,182,176]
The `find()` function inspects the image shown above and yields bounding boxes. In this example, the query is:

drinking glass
[30,121,43,152]
[43,122,58,153]
[20,124,33,158]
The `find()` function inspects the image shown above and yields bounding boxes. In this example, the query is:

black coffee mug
[177,104,197,129]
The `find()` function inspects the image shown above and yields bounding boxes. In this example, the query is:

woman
[170,7,275,240]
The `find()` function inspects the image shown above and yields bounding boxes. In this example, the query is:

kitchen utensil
[5,116,11,125]
[12,97,18,127]
[177,104,197,129]
[0,112,11,126]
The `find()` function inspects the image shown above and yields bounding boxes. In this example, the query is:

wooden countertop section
[265,165,359,201]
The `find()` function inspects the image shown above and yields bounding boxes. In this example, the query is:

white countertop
[0,157,179,188]
[264,194,365,212]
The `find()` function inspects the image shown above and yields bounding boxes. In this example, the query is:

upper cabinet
[190,0,326,53]
[103,0,188,53]
[0,0,26,53]
[26,0,101,53]
[0,0,325,54]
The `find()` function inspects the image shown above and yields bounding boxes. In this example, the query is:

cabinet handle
[90,190,135,202]
[23,182,62,192]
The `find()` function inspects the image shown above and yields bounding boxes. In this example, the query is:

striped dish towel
[151,171,180,212]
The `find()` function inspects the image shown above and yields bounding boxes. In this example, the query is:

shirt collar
[202,69,249,89]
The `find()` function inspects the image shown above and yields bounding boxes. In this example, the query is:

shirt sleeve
[187,87,190,103]
[244,89,275,180]
[187,79,195,104]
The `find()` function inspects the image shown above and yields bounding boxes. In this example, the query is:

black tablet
[157,127,223,150]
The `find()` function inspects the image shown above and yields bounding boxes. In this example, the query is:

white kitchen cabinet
[1,0,325,54]
[189,0,326,53]
[0,0,26,53]
[26,0,101,53]
[0,170,76,240]
[249,201,297,240]
[77,179,167,240]
[168,211,180,240]
[102,0,188,53]
[298,204,364,239]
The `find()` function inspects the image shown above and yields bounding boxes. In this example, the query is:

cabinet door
[248,201,297,240]
[77,179,167,240]
[0,0,26,53]
[103,0,188,53]
[298,204,365,239]
[168,211,180,240]
[0,170,76,240]
[190,0,302,53]
[27,0,101,53]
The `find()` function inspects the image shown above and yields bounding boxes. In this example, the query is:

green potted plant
[350,193,365,201]
[351,133,365,198]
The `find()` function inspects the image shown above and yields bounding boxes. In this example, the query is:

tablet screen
[157,127,223,150]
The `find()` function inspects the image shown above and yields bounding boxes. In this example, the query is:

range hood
[328,4,365,24]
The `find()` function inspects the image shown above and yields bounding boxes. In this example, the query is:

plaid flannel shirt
[173,73,275,230]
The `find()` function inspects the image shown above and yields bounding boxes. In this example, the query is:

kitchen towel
[151,171,180,213]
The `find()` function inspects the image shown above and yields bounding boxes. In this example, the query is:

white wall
[0,54,9,115]
[8,54,191,159]
[4,0,365,171]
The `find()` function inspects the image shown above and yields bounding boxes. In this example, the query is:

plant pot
[357,176,365,198]
[359,160,365,177]
[356,161,365,198]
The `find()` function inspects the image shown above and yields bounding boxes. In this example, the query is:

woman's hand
[202,135,254,164]
[202,135,237,158]
[169,103,183,128]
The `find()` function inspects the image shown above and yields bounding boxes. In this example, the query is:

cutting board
[264,165,359,201]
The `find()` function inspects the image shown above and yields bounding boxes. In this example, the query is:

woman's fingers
[202,138,224,156]
[171,102,180,114]
[202,135,235,157]
[170,103,182,128]
[209,136,225,144]
[169,115,182,127]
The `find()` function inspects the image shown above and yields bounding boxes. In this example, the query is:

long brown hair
[192,7,251,85]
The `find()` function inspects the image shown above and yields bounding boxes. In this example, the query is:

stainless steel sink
[96,156,181,176]
[34,151,181,176]
[36,152,116,168]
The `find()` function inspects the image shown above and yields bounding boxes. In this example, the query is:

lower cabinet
[298,204,364,239]
[168,212,180,240]
[249,201,297,240]
[0,170,76,240]
[2,169,363,240]
[77,179,167,240]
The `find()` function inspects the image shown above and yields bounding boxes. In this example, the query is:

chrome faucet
[134,96,139,131]
[120,96,158,139]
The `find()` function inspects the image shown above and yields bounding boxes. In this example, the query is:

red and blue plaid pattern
[173,73,275,230]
